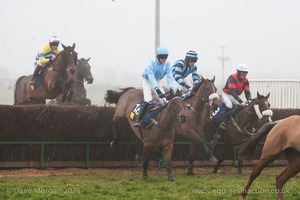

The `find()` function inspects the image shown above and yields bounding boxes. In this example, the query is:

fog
[1,0,300,105]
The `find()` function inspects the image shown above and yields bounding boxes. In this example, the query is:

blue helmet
[156,46,169,55]
[156,46,169,60]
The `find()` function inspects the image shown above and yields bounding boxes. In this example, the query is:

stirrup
[132,121,141,127]
[219,122,226,130]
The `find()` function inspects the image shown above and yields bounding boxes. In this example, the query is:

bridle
[244,99,272,119]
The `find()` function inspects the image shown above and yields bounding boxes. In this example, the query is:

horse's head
[192,76,218,103]
[168,96,187,123]
[60,43,77,74]
[248,92,273,122]
[76,57,94,84]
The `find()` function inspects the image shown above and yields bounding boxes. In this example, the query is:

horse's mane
[104,87,135,104]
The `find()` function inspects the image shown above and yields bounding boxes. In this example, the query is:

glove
[166,89,174,100]
[50,55,56,61]
[240,101,247,106]
[155,88,164,98]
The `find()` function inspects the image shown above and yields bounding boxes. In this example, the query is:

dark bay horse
[174,76,219,175]
[105,87,187,181]
[49,57,94,105]
[239,115,300,200]
[211,92,272,174]
[14,43,77,105]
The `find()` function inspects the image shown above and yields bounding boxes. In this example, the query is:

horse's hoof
[168,173,174,182]
[135,154,142,161]
[168,177,175,182]
[210,156,218,162]
[143,175,148,180]
[187,171,195,176]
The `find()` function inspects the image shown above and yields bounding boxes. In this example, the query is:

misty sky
[1,0,300,104]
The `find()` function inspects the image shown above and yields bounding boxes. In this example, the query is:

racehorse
[14,43,77,105]
[211,92,273,174]
[239,115,300,200]
[174,76,219,175]
[48,57,94,105]
[105,87,187,181]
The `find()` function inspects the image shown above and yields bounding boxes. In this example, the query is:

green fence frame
[0,141,264,168]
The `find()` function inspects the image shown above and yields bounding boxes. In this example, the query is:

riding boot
[30,65,42,85]
[219,107,232,130]
[133,102,149,127]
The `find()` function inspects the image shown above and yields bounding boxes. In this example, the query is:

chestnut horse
[14,43,77,105]
[174,76,219,175]
[105,88,187,181]
[239,115,300,200]
[211,92,272,174]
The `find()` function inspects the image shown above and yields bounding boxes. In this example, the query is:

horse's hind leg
[110,123,118,148]
[163,143,174,182]
[275,149,300,200]
[241,154,278,200]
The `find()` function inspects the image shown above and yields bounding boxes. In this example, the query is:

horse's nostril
[180,116,187,123]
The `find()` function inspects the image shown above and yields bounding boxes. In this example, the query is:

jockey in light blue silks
[132,46,175,127]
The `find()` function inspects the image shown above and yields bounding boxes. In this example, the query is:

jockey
[220,63,252,129]
[132,46,175,127]
[172,50,201,99]
[30,35,61,86]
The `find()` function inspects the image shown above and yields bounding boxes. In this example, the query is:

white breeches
[222,92,240,109]
[142,78,165,102]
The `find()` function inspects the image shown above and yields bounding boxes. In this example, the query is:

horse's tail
[238,120,281,160]
[104,87,135,104]
[14,76,26,104]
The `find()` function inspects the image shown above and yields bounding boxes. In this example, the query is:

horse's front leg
[55,78,68,102]
[142,144,151,180]
[237,159,243,175]
[163,143,174,182]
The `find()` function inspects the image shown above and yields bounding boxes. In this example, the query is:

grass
[0,167,299,200]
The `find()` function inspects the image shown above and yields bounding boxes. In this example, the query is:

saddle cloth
[211,103,243,128]
[130,101,164,129]
[211,103,228,128]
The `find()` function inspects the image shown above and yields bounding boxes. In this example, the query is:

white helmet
[236,63,249,72]
[49,35,60,43]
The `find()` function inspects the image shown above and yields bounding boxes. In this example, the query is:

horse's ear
[201,75,205,82]
[61,43,67,49]
[87,57,91,62]
[72,43,76,49]
[211,76,215,83]
[257,91,260,97]
[266,92,270,99]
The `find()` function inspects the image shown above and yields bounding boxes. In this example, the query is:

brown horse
[174,76,219,175]
[105,87,187,181]
[211,92,272,174]
[48,57,94,105]
[239,115,300,200]
[14,43,77,105]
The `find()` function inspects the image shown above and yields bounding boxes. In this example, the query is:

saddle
[211,103,243,129]
[130,101,164,129]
